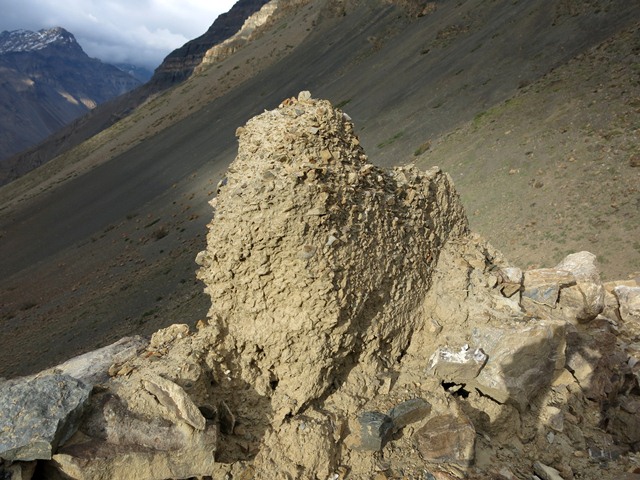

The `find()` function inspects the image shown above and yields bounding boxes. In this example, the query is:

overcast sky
[0,0,238,69]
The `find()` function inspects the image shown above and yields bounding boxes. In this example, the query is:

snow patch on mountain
[0,27,76,54]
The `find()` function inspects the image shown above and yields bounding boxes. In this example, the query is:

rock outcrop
[150,0,271,87]
[195,92,467,421]
[2,94,640,479]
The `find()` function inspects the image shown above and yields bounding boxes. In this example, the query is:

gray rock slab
[356,411,393,451]
[0,374,92,461]
[389,398,431,430]
[46,336,147,385]
[468,321,566,410]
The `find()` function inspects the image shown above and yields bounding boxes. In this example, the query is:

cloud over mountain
[0,0,237,68]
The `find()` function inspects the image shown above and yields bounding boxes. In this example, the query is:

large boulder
[51,374,218,480]
[0,374,91,461]
[468,321,566,411]
[520,252,604,323]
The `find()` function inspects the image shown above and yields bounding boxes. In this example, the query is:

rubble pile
[1,94,640,479]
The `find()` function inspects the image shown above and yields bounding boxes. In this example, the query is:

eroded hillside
[0,0,639,382]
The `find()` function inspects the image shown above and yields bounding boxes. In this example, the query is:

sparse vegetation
[144,218,160,228]
[377,131,404,149]
[152,226,169,240]
[414,141,432,156]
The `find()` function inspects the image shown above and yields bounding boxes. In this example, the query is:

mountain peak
[0,27,78,55]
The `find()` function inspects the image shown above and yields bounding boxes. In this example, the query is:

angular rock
[614,286,640,323]
[50,391,217,480]
[540,406,564,433]
[355,412,393,451]
[533,461,565,480]
[498,267,522,298]
[521,268,575,308]
[0,374,91,461]
[565,320,626,401]
[141,373,206,430]
[149,324,190,350]
[554,251,604,323]
[468,321,566,410]
[414,411,475,466]
[47,336,147,385]
[428,345,487,382]
[389,398,432,430]
[606,397,640,446]
[218,400,236,435]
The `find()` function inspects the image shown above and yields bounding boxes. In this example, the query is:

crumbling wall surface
[195,92,468,419]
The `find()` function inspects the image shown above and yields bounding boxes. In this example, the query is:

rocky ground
[2,95,639,480]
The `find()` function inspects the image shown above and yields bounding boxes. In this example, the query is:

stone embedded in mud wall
[195,91,468,419]
[414,409,476,467]
[141,373,206,430]
[428,345,488,382]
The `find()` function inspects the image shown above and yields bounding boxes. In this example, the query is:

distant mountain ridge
[113,63,154,83]
[150,0,270,87]
[0,2,275,184]
[0,27,78,54]
[0,27,141,163]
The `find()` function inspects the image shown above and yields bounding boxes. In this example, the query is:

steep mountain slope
[0,0,639,380]
[0,28,140,163]
[418,21,640,277]
[0,1,273,186]
[150,0,270,87]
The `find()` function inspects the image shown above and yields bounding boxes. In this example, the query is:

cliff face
[0,27,140,163]
[150,0,271,87]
